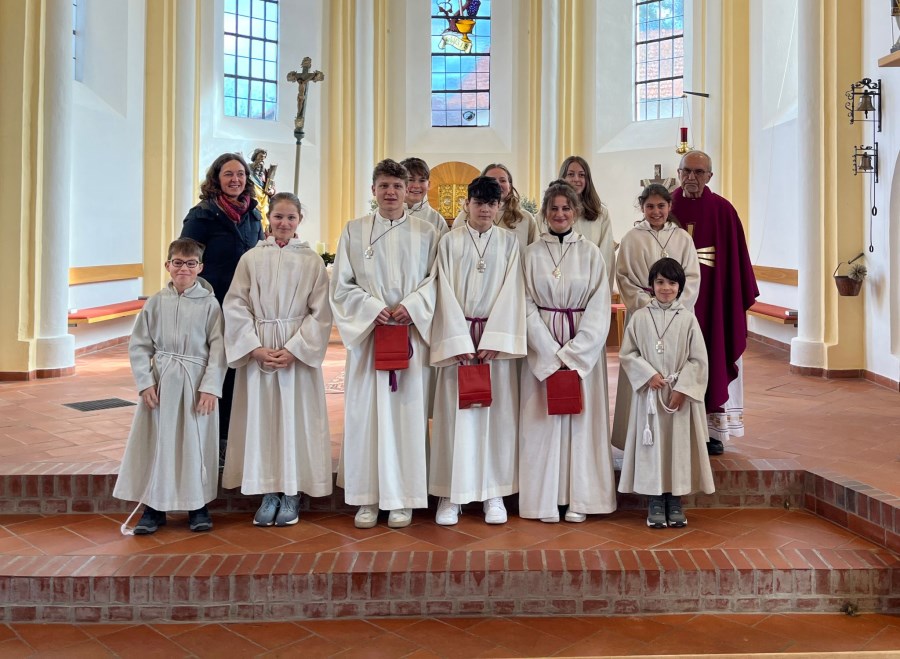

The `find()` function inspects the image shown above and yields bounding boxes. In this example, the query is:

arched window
[224,0,279,120]
[430,0,491,127]
[635,0,684,121]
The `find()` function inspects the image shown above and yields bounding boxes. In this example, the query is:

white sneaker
[483,497,507,524]
[435,498,460,525]
[387,508,413,528]
[564,510,586,523]
[354,504,379,529]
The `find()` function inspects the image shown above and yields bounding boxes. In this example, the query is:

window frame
[634,0,685,122]
[223,0,280,121]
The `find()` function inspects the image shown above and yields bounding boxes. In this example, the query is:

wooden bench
[748,301,798,327]
[67,300,146,327]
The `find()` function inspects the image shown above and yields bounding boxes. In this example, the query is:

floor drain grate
[63,398,136,412]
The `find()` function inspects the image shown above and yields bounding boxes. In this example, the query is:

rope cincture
[642,372,681,446]
[120,349,210,536]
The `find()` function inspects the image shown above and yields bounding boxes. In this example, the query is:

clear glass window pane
[224,0,278,120]
[634,0,684,121]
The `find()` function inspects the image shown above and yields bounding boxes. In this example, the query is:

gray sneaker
[254,493,280,526]
[665,493,687,528]
[647,495,667,529]
[275,494,300,526]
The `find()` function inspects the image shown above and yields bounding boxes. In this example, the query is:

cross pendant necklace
[648,306,679,353]
[649,224,675,259]
[544,239,574,280]
[466,222,493,274]
[366,214,405,259]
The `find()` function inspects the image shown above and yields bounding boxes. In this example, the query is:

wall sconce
[846,78,883,252]
[845,78,882,132]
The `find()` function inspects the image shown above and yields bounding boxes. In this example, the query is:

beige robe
[538,206,616,291]
[454,206,539,255]
[430,224,526,503]
[330,212,439,510]
[408,201,449,237]
[518,232,616,519]
[611,220,701,450]
[616,299,714,496]
[113,279,226,511]
[221,237,333,497]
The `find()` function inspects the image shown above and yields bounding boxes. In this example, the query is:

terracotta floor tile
[0,638,32,658]
[94,625,193,658]
[165,623,267,657]
[329,632,421,658]
[297,619,385,649]
[223,621,310,650]
[863,623,900,651]
[395,523,481,550]
[554,628,654,657]
[255,633,345,658]
[465,618,573,656]
[24,639,119,658]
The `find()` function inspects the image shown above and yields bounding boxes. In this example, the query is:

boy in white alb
[400,157,449,237]
[429,177,526,525]
[330,159,440,529]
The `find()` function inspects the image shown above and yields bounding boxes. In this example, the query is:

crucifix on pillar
[287,56,325,195]
[640,164,678,192]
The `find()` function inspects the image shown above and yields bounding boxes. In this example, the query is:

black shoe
[665,493,687,528]
[134,506,166,535]
[647,495,667,529]
[707,438,725,456]
[188,506,213,532]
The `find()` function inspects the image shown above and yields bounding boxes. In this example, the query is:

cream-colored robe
[538,206,615,291]
[616,298,714,496]
[330,212,439,510]
[611,220,701,450]
[113,279,226,511]
[430,224,526,503]
[408,200,449,237]
[518,232,616,519]
[221,237,333,497]
[454,206,539,255]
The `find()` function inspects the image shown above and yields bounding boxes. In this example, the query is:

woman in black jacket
[181,153,265,463]
[181,153,265,304]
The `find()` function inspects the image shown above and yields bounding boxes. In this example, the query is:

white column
[174,1,199,219]
[790,0,826,368]
[35,0,75,371]
[540,0,560,183]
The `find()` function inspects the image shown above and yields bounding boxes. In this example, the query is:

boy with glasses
[113,238,227,534]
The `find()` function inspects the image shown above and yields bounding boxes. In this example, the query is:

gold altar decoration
[427,160,481,224]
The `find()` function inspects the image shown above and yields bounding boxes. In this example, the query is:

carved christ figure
[287,57,325,132]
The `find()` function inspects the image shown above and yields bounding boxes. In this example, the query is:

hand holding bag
[374,324,410,371]
[546,367,582,415]
[458,360,492,408]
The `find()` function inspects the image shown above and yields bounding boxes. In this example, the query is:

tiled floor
[1,338,899,655]
[0,613,898,657]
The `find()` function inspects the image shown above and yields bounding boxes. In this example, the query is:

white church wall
[746,0,800,345]
[197,0,326,247]
[593,0,700,245]
[69,0,146,317]
[862,0,900,383]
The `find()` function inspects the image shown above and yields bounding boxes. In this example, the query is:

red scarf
[217,193,251,224]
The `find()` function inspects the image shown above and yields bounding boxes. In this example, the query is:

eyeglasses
[678,168,710,177]
[169,259,201,269]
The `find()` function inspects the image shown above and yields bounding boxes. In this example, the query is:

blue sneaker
[275,494,300,526]
[134,507,166,535]
[188,506,212,532]
[254,493,280,527]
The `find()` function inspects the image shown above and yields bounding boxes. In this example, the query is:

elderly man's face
[678,153,713,198]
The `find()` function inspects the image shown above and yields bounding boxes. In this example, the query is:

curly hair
[481,163,525,229]
[558,155,604,222]
[540,179,582,220]
[199,153,253,201]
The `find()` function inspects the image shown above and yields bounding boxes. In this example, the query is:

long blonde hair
[481,163,524,229]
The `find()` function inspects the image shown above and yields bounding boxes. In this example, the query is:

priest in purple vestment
[670,151,759,455]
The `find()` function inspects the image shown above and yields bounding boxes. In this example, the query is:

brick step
[0,508,897,623]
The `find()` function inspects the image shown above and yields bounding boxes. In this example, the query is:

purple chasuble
[671,187,758,412]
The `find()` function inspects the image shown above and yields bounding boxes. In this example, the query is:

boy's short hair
[372,159,409,185]
[168,237,205,261]
[399,157,430,180]
[648,257,686,297]
[467,176,502,204]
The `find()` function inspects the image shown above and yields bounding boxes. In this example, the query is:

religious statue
[640,164,678,192]
[287,57,325,135]
[249,148,277,229]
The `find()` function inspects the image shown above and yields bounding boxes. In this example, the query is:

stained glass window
[635,0,684,121]
[431,0,491,127]
[224,0,279,120]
